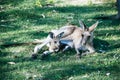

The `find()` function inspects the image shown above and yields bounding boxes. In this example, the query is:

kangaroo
[32,20,99,58]
[32,26,75,58]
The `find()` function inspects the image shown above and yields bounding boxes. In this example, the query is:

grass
[0,0,120,80]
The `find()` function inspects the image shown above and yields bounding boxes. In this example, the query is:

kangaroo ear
[49,32,55,39]
[57,32,64,38]
[89,21,99,32]
[79,20,87,30]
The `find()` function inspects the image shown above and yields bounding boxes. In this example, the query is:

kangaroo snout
[49,46,59,52]
[81,40,86,46]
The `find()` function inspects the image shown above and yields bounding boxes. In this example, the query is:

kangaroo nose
[82,40,87,45]
[54,48,59,52]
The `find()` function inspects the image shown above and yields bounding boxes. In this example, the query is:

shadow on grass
[96,19,120,27]
[94,38,109,50]
[96,29,120,37]
[0,50,14,79]
[0,0,24,5]
[42,60,119,80]
[0,11,22,33]
[109,20,120,26]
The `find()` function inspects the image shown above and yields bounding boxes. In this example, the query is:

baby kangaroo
[32,20,99,58]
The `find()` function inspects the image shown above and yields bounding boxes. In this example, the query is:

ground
[0,0,120,80]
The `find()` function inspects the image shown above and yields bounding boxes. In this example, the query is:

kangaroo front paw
[31,53,38,59]
[41,51,51,60]
[41,54,47,60]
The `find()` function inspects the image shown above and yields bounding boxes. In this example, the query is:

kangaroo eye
[88,35,91,38]
[54,41,57,43]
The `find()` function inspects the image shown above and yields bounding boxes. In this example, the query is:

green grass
[0,0,120,80]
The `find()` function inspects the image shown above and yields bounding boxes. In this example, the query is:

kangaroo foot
[31,53,38,59]
[41,51,51,60]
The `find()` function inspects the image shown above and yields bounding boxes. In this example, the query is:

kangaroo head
[48,31,64,52]
[79,20,99,46]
